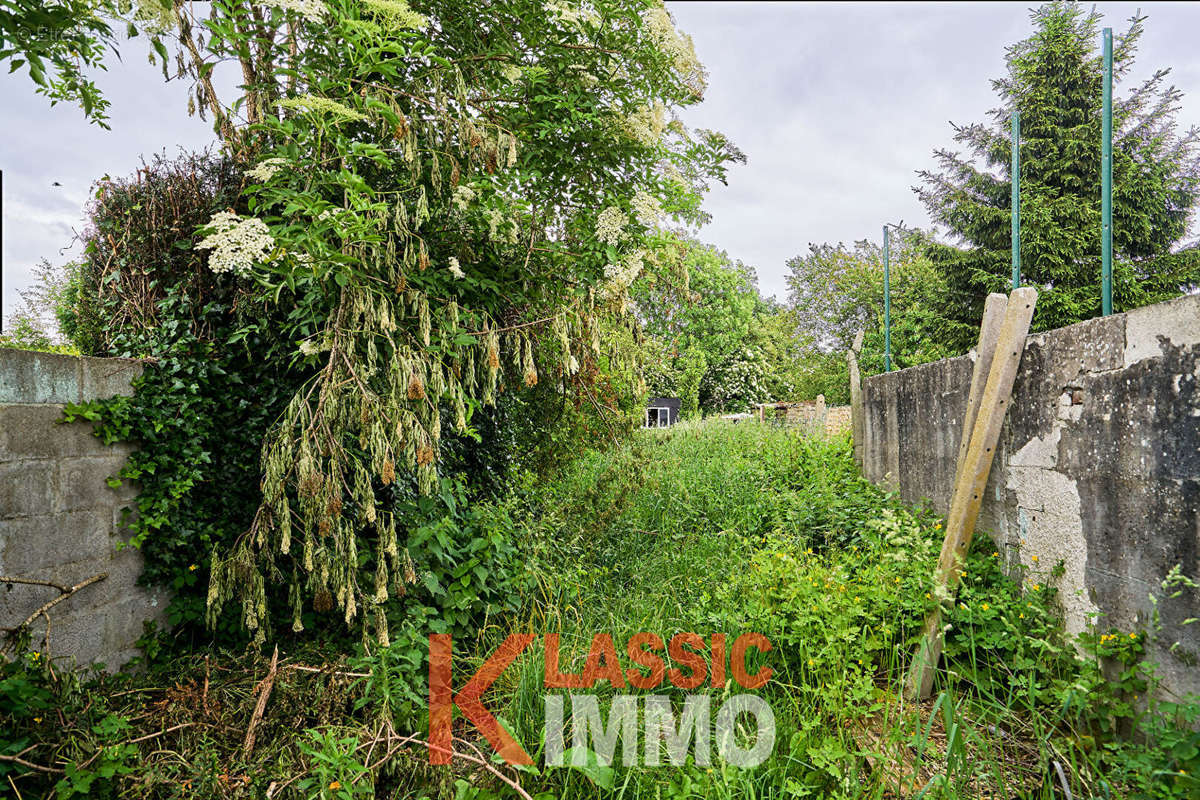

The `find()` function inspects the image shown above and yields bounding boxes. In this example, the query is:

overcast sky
[3,1,1199,322]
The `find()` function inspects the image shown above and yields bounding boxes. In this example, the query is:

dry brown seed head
[314,589,334,613]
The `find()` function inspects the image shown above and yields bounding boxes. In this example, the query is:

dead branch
[0,573,107,657]
[0,752,62,775]
[283,663,370,679]
[242,645,279,757]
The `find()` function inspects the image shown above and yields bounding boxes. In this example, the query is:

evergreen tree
[917,2,1200,349]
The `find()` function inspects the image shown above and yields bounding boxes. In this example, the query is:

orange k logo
[428,633,535,765]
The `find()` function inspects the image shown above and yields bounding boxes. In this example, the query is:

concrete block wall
[861,293,1200,700]
[1,349,164,670]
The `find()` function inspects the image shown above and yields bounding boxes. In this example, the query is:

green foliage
[145,0,742,641]
[634,239,797,413]
[785,232,964,382]
[54,151,303,637]
[917,1,1200,351]
[0,312,60,352]
[789,349,850,406]
[0,259,89,354]
[0,0,118,124]
[500,421,1200,799]
[675,345,706,419]
[4,422,1200,798]
[295,729,374,800]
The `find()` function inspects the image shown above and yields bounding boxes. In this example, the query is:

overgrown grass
[2,422,1196,799]
[488,421,1198,799]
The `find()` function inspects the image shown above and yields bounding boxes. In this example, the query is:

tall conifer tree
[917,2,1200,348]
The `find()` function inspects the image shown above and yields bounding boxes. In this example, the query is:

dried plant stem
[0,573,107,657]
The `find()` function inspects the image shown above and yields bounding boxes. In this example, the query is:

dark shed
[644,397,681,428]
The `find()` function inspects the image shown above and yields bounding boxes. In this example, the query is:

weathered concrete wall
[1,349,164,670]
[861,294,1200,700]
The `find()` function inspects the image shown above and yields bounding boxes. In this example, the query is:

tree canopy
[917,1,1200,350]
[634,238,797,414]
[25,0,742,642]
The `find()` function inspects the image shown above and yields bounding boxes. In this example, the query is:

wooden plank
[904,287,1037,701]
[951,293,1009,491]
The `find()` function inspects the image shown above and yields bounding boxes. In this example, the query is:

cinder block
[42,602,108,667]
[0,350,82,404]
[95,544,150,600]
[103,592,166,654]
[79,357,143,402]
[0,461,57,519]
[0,405,105,462]
[0,563,114,640]
[0,511,112,576]
[57,456,131,513]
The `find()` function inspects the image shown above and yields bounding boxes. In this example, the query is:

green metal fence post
[1101,27,1113,316]
[883,225,891,372]
[1011,111,1021,290]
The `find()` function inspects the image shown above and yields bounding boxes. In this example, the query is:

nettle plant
[145,0,742,643]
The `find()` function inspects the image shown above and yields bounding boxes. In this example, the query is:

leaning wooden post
[847,330,865,469]
[952,294,1008,491]
[904,287,1037,701]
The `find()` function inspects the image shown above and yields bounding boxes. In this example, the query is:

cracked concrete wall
[861,293,1200,700]
[1,349,164,670]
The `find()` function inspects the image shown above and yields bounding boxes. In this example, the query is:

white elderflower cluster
[279,94,365,123]
[603,249,645,293]
[452,185,475,211]
[448,257,465,279]
[643,6,705,95]
[545,0,597,26]
[501,63,523,84]
[622,101,666,146]
[299,339,326,356]
[260,0,325,23]
[660,161,685,186]
[595,206,627,246]
[567,63,599,88]
[482,207,505,239]
[362,0,428,30]
[631,189,662,226]
[246,157,289,183]
[195,212,274,276]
